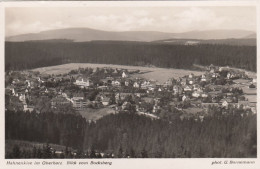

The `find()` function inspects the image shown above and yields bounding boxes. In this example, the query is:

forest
[5,41,256,72]
[5,108,257,158]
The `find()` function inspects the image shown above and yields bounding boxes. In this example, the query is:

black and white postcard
[0,1,259,169]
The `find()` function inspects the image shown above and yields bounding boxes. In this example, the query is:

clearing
[33,63,203,83]
[78,107,116,121]
[5,139,74,154]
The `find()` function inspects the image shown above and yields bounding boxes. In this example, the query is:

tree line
[5,108,256,158]
[5,41,256,72]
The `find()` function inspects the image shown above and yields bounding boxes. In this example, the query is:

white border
[0,1,259,169]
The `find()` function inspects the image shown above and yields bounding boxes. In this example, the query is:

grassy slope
[78,108,116,121]
[33,63,204,83]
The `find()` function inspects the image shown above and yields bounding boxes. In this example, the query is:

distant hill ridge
[6,27,256,42]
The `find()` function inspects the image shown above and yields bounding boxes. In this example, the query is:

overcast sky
[5,6,256,37]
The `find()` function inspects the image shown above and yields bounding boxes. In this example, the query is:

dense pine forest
[6,109,256,158]
[5,41,256,72]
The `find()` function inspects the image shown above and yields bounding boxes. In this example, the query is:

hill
[6,27,255,42]
[243,33,257,39]
[5,41,256,72]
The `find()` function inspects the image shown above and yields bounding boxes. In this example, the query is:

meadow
[33,63,203,83]
[78,107,116,121]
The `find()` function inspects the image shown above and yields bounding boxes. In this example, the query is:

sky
[5,6,256,37]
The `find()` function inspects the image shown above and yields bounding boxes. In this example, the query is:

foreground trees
[5,109,256,158]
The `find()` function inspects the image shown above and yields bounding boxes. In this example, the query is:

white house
[173,85,182,94]
[192,91,201,98]
[133,82,140,88]
[75,77,93,87]
[188,73,195,79]
[125,81,129,86]
[188,79,194,85]
[112,80,121,87]
[102,97,110,106]
[201,93,208,98]
[184,85,192,92]
[222,100,229,107]
[19,93,26,102]
[122,71,128,78]
[182,95,188,101]
[201,74,207,82]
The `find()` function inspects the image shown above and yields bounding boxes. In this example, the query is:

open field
[33,63,203,83]
[5,139,74,154]
[78,107,116,121]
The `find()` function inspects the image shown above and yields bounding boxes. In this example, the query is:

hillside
[5,41,256,72]
[6,27,255,42]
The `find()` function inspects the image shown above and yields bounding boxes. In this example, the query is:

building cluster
[5,64,257,120]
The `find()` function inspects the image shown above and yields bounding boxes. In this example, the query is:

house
[222,100,229,107]
[51,96,71,108]
[142,97,154,103]
[199,115,204,122]
[133,82,140,88]
[152,105,160,113]
[12,79,20,84]
[201,103,219,109]
[238,100,250,109]
[122,101,131,110]
[164,79,173,87]
[102,97,111,106]
[208,64,217,72]
[181,78,187,86]
[19,93,26,102]
[72,93,84,100]
[201,74,207,82]
[211,73,220,78]
[188,73,195,79]
[122,71,129,78]
[193,84,200,90]
[71,93,90,110]
[188,79,194,85]
[115,93,133,102]
[182,95,189,101]
[173,85,183,94]
[100,78,110,85]
[72,99,89,110]
[192,91,201,98]
[97,86,108,90]
[62,92,69,98]
[185,41,199,46]
[75,77,93,87]
[184,85,192,92]
[23,104,34,112]
[141,81,151,89]
[148,86,155,91]
[112,80,121,87]
[25,80,31,87]
[125,80,130,86]
[201,93,208,98]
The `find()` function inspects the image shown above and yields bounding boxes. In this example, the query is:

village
[5,64,257,122]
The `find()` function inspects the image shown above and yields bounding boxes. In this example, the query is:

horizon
[5,6,256,37]
[5,27,256,38]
